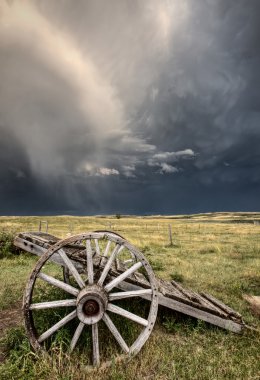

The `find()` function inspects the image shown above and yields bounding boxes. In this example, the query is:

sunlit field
[0,213,259,379]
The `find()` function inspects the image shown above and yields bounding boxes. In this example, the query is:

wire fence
[1,217,259,249]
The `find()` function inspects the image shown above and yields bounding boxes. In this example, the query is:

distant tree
[115,214,121,219]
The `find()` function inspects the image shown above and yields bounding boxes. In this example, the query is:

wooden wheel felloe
[23,232,158,367]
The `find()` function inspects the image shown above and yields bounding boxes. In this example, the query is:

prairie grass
[0,213,259,379]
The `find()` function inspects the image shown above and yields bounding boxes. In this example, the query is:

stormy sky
[0,0,259,215]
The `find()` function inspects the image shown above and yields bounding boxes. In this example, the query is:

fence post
[168,224,173,246]
[39,220,48,233]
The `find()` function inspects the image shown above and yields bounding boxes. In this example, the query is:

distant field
[0,213,259,379]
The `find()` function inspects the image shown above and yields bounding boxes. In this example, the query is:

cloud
[0,0,157,182]
[152,149,195,162]
[148,149,195,174]
[122,165,136,178]
[98,168,119,176]
[159,163,178,174]
[0,0,259,214]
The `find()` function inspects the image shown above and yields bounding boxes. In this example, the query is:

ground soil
[0,302,23,363]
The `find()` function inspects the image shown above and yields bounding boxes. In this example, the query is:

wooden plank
[188,291,228,318]
[159,279,185,298]
[116,281,243,333]
[14,237,84,271]
[158,294,243,333]
[171,280,197,300]
[159,279,231,319]
[171,281,228,317]
[201,292,242,319]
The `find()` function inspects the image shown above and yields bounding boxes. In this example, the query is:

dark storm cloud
[0,0,259,214]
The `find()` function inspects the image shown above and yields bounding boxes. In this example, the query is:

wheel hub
[76,285,108,325]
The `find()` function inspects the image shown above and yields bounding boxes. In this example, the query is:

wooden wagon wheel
[24,232,158,367]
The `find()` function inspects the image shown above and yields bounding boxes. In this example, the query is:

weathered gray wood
[201,292,242,318]
[70,322,85,352]
[158,294,242,333]
[105,262,143,292]
[160,279,229,319]
[86,239,94,285]
[189,290,228,317]
[14,236,83,270]
[92,323,100,367]
[38,310,77,342]
[100,240,111,266]
[109,289,152,301]
[14,236,51,258]
[94,239,101,257]
[98,244,121,286]
[171,281,228,317]
[37,272,79,297]
[102,313,129,353]
[171,280,197,299]
[58,248,85,289]
[107,303,148,327]
[29,299,76,310]
[116,281,243,333]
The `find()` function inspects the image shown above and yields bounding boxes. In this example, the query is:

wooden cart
[14,231,244,368]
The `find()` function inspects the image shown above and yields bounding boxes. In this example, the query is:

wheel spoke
[38,310,77,343]
[92,323,100,367]
[123,259,134,265]
[86,239,94,285]
[102,313,129,353]
[30,299,76,310]
[94,239,101,256]
[37,272,79,297]
[107,303,148,327]
[97,244,122,286]
[70,322,85,352]
[100,240,111,266]
[58,249,85,289]
[104,262,142,292]
[103,240,111,257]
[109,289,152,301]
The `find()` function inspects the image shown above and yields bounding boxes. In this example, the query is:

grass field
[0,213,259,379]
